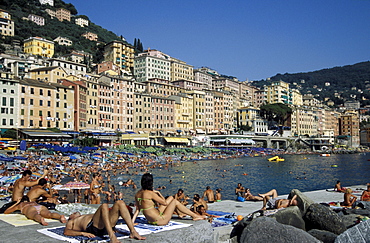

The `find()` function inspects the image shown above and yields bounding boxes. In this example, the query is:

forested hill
[253,61,370,107]
[0,0,125,62]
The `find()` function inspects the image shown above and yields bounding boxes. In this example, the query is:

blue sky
[69,0,370,81]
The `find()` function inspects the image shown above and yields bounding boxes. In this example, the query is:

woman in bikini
[361,184,370,201]
[342,188,357,207]
[4,196,66,226]
[90,173,101,204]
[133,173,205,226]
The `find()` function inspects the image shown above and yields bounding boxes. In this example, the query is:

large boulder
[271,206,306,230]
[304,203,346,235]
[308,229,338,243]
[335,220,370,243]
[289,189,315,215]
[240,217,320,243]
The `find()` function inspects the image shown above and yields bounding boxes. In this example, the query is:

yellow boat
[268,156,285,162]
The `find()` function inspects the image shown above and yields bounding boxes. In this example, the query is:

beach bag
[237,196,245,202]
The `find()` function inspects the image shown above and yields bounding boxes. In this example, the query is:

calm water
[108,153,370,204]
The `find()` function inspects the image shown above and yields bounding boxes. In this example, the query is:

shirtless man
[12,169,48,201]
[244,188,263,201]
[174,189,188,205]
[27,178,58,204]
[64,200,145,242]
[259,189,298,210]
[235,183,245,198]
[335,180,346,192]
[202,186,215,203]
[361,184,370,201]
[191,194,208,211]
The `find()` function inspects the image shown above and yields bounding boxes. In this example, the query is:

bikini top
[137,198,155,212]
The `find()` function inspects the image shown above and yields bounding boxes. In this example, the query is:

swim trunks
[85,219,108,237]
[208,201,214,203]
[267,198,277,209]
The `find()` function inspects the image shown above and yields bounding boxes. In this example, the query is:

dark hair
[38,178,47,186]
[22,170,32,176]
[141,173,153,190]
[193,194,200,201]
[178,189,184,193]
[206,186,210,190]
[196,205,205,212]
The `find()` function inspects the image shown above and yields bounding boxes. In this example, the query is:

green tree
[259,103,292,125]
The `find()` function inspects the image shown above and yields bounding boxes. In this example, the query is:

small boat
[268,156,285,162]
[320,154,331,157]
[331,164,338,168]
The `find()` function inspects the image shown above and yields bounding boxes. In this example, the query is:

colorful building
[23,37,54,58]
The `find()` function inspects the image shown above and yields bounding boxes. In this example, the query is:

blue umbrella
[69,155,77,160]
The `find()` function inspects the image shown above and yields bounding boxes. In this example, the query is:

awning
[22,131,71,138]
[133,137,148,140]
[196,129,205,134]
[176,130,182,133]
[164,137,189,143]
[227,139,255,144]
[212,139,226,143]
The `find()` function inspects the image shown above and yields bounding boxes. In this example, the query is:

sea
[99,153,370,204]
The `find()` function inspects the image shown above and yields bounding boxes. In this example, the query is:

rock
[335,220,370,243]
[343,208,370,217]
[304,203,347,235]
[339,214,358,229]
[271,206,306,230]
[240,217,320,243]
[308,229,338,243]
[289,189,315,215]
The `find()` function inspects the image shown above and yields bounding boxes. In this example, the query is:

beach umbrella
[69,155,77,160]
[55,181,90,190]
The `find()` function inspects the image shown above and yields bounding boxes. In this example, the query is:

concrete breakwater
[0,185,368,242]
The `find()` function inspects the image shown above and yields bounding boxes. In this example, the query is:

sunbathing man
[361,184,370,201]
[27,178,58,204]
[64,200,145,242]
[12,169,48,201]
[342,188,357,207]
[335,180,346,192]
[191,194,208,211]
[4,196,66,226]
[259,189,298,210]
[202,186,215,203]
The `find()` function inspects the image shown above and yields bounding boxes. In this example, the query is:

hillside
[252,61,370,107]
[0,0,125,62]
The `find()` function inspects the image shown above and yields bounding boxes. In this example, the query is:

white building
[39,0,54,6]
[75,18,89,27]
[28,14,45,26]
[53,36,72,46]
[134,49,171,82]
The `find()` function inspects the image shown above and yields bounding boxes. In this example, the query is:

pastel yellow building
[0,9,14,36]
[170,57,194,81]
[104,40,135,73]
[23,37,54,58]
[28,66,67,82]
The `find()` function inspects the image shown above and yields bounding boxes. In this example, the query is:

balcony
[177,120,190,124]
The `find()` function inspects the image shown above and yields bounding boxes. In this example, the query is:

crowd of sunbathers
[2,162,370,243]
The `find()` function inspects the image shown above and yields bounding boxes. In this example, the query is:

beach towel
[206,211,237,227]
[0,213,56,227]
[37,216,192,242]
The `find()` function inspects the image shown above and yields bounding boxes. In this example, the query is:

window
[21,98,25,104]
[3,89,6,93]
[39,100,43,106]
[9,119,13,126]
[2,119,5,125]
[39,111,42,116]
[64,103,67,108]
[40,89,43,95]
[2,97,6,106]
[9,98,14,106]
[48,90,51,96]
[30,99,34,105]
[30,88,34,94]
[30,120,33,126]
[47,101,51,107]
[22,87,25,93]
[30,110,33,116]
[21,119,24,126]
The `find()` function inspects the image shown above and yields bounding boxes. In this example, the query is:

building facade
[23,37,54,58]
